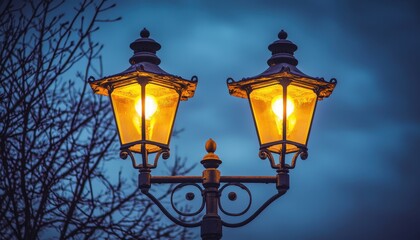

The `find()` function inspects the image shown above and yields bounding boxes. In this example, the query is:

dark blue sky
[96,0,420,239]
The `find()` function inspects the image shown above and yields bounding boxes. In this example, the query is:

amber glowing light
[247,84,318,153]
[135,95,158,120]
[271,96,295,119]
[271,95,297,136]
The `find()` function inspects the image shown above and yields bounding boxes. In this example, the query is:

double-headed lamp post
[89,28,336,240]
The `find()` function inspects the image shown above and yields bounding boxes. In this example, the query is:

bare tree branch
[0,1,196,239]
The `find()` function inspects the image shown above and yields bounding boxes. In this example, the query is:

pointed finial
[267,29,298,66]
[140,28,150,38]
[129,28,161,65]
[278,30,287,39]
[205,138,217,153]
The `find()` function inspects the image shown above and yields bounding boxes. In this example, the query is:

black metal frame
[131,139,290,240]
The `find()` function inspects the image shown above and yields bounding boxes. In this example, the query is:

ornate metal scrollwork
[259,146,308,170]
[143,191,202,228]
[191,75,198,82]
[226,77,235,84]
[88,76,95,82]
[221,190,287,228]
[288,148,308,169]
[119,148,137,169]
[259,149,277,169]
[218,183,252,217]
[119,148,170,169]
[153,148,170,167]
[170,183,205,217]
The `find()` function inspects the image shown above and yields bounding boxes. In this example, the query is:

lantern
[89,28,197,162]
[227,30,336,167]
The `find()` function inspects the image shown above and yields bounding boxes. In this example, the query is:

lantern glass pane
[111,82,180,153]
[287,85,317,144]
[249,84,283,145]
[110,83,142,147]
[145,83,179,151]
[249,83,317,153]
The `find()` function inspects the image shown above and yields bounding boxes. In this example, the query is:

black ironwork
[267,29,298,66]
[259,146,308,170]
[171,183,205,216]
[129,28,161,65]
[218,183,251,217]
[143,191,202,228]
[221,190,286,228]
[119,147,169,169]
[92,28,337,240]
[136,139,290,240]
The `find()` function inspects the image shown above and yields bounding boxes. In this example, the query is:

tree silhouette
[0,0,194,239]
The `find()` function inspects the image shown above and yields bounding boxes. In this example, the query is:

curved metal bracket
[191,75,198,82]
[259,147,308,170]
[120,149,138,169]
[288,148,308,169]
[218,183,252,217]
[221,190,287,228]
[143,191,202,228]
[119,148,170,169]
[259,149,277,169]
[152,148,170,168]
[170,183,205,217]
[88,76,95,82]
[226,77,235,84]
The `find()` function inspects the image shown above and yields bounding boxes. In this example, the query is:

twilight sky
[93,0,420,239]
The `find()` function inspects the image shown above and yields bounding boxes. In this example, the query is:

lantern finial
[129,28,161,65]
[278,30,287,39]
[267,29,298,66]
[140,28,150,38]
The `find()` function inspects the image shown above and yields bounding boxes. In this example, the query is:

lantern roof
[89,28,197,100]
[227,30,336,100]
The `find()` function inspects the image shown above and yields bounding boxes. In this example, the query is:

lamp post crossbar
[151,176,277,184]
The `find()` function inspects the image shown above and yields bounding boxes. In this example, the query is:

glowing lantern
[227,30,336,165]
[89,28,197,157]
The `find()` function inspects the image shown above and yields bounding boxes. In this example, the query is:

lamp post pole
[200,140,222,240]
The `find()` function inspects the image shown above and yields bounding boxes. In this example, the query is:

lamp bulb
[271,96,295,120]
[135,95,157,120]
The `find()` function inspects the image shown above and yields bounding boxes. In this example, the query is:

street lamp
[227,30,336,170]
[89,28,197,169]
[89,28,336,240]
